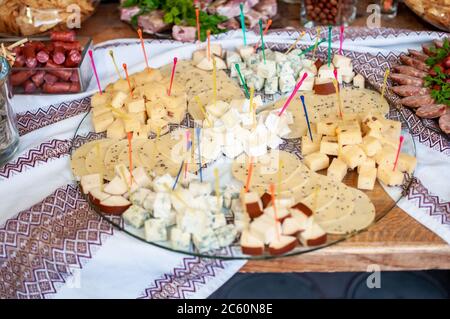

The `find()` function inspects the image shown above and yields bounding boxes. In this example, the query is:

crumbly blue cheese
[192,229,220,253]
[170,227,191,251]
[189,181,212,197]
[274,51,288,64]
[230,62,246,77]
[257,60,277,79]
[260,48,275,61]
[279,74,296,93]
[264,77,279,95]
[170,188,191,213]
[144,219,167,242]
[177,208,207,234]
[226,51,242,68]
[238,69,253,86]
[152,192,171,219]
[152,174,174,192]
[215,224,238,247]
[245,73,265,91]
[244,54,260,71]
[277,61,294,77]
[142,192,157,211]
[122,205,150,228]
[212,213,227,229]
[129,188,152,207]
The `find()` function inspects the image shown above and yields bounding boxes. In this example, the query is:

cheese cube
[221,108,241,128]
[342,113,360,124]
[226,51,242,69]
[93,112,114,133]
[397,153,417,174]
[246,73,265,91]
[144,219,167,242]
[320,136,339,156]
[206,100,229,118]
[336,120,360,133]
[92,105,111,117]
[123,117,141,132]
[245,54,260,71]
[91,92,111,107]
[147,104,166,120]
[126,98,145,113]
[357,167,377,190]
[122,205,150,228]
[383,119,402,137]
[80,173,103,194]
[301,135,321,156]
[327,158,348,182]
[153,192,172,220]
[317,121,338,136]
[380,135,400,149]
[107,119,126,139]
[279,74,296,93]
[340,145,367,169]
[332,54,352,68]
[264,77,279,95]
[111,91,128,109]
[375,145,396,166]
[377,165,404,186]
[257,60,277,79]
[360,136,382,157]
[304,152,330,172]
[362,114,384,134]
[129,188,152,207]
[366,127,383,140]
[215,224,238,247]
[192,229,220,252]
[230,61,246,77]
[170,227,191,251]
[353,74,365,88]
[337,128,362,145]
[357,157,376,173]
[212,214,227,229]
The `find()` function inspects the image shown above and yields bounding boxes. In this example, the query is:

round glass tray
[70,42,417,260]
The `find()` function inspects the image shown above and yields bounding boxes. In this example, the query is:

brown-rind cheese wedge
[268,235,297,255]
[97,195,131,215]
[291,202,313,217]
[243,191,264,219]
[299,223,327,246]
[313,81,336,95]
[240,230,265,256]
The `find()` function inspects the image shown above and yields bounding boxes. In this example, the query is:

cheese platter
[69,35,418,260]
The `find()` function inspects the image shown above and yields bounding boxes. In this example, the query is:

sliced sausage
[439,112,450,134]
[10,70,35,86]
[391,85,430,97]
[50,30,76,42]
[416,104,447,119]
[393,65,428,78]
[22,43,37,68]
[65,49,82,67]
[408,49,429,62]
[400,95,435,108]
[422,44,435,56]
[400,55,429,72]
[36,49,50,64]
[390,73,424,86]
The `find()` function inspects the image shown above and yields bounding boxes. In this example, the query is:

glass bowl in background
[301,0,357,27]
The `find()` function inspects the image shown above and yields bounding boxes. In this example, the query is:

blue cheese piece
[152,192,171,219]
[170,227,191,251]
[192,229,220,253]
[257,60,277,79]
[122,205,150,228]
[205,195,224,213]
[129,188,152,207]
[231,198,244,214]
[189,181,212,197]
[274,51,288,64]
[142,192,157,211]
[152,174,174,192]
[277,61,294,77]
[260,48,275,61]
[264,77,279,95]
[212,213,227,229]
[177,208,207,234]
[230,62,246,77]
[245,73,265,91]
[244,54,260,71]
[144,219,167,242]
[215,224,238,247]
[279,74,296,93]
[226,51,242,68]
[170,188,191,213]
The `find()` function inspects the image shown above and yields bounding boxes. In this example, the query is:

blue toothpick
[300,95,313,142]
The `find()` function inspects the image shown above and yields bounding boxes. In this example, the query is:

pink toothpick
[339,25,344,55]
[167,57,178,96]
[393,136,404,171]
[88,50,102,95]
[278,73,308,117]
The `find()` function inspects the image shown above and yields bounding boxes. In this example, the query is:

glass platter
[70,41,417,260]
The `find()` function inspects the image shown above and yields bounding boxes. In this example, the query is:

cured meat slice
[400,95,435,108]
[439,112,450,134]
[390,73,424,86]
[393,65,428,78]
[391,85,430,97]
[415,104,447,119]
[400,55,430,72]
[408,49,429,62]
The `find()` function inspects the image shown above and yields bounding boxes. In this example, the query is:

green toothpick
[298,39,326,57]
[239,3,247,46]
[327,25,332,67]
[235,63,250,99]
[259,19,266,64]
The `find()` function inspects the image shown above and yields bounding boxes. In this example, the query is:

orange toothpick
[207,30,211,60]
[137,28,149,70]
[269,183,281,241]
[244,156,254,192]
[127,132,134,185]
[254,19,273,50]
[122,63,132,96]
[195,8,201,42]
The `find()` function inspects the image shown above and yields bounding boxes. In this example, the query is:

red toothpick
[137,28,149,70]
[253,19,273,50]
[393,135,404,171]
[122,63,132,96]
[195,8,201,42]
[88,50,102,95]
[339,25,344,55]
[269,183,281,241]
[167,57,178,96]
[207,30,211,60]
[278,72,308,117]
[127,132,134,185]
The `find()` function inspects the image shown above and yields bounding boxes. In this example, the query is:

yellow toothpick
[312,27,321,60]
[212,58,217,106]
[194,95,212,126]
[332,79,343,119]
[109,50,123,80]
[286,31,306,55]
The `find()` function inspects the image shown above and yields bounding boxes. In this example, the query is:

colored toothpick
[235,63,250,98]
[381,68,390,105]
[286,31,306,55]
[167,57,178,96]
[212,58,217,105]
[239,3,247,46]
[122,63,132,96]
[393,136,404,171]
[269,183,281,240]
[332,78,343,119]
[137,28,149,70]
[300,95,313,142]
[312,27,321,60]
[278,72,308,117]
[214,168,220,210]
[194,95,212,126]
[258,19,266,64]
[244,156,254,192]
[339,25,344,55]
[172,141,192,191]
[254,19,272,50]
[127,132,134,185]
[196,127,203,182]
[298,39,326,56]
[207,30,211,60]
[88,50,102,95]
[327,25,332,67]
[109,50,123,80]
[195,8,201,42]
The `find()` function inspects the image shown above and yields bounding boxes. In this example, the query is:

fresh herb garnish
[425,38,450,67]
[423,38,450,106]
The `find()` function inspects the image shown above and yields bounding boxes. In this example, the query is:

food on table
[403,0,450,32]
[392,38,450,134]
[302,0,356,26]
[119,0,278,41]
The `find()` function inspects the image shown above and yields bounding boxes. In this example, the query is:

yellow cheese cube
[340,145,366,169]
[377,164,404,186]
[362,114,384,134]
[111,91,128,109]
[357,157,376,174]
[93,112,114,133]
[320,136,339,156]
[135,124,151,139]
[304,152,330,172]
[123,117,141,133]
[91,92,111,107]
[380,135,400,149]
[147,104,166,120]
[317,121,338,136]
[301,135,321,156]
[126,98,146,113]
[360,136,382,157]
[397,153,417,174]
[92,105,111,118]
[147,118,169,135]
[128,111,147,124]
[336,120,360,134]
[342,113,360,124]
[382,119,402,136]
[375,145,396,166]
[112,78,134,92]
[327,158,348,182]
[107,119,125,139]
[337,128,362,145]
[358,167,377,190]
[166,107,186,123]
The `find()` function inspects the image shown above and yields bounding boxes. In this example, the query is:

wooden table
[79,2,450,272]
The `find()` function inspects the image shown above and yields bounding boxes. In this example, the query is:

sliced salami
[439,112,450,134]
[400,55,430,71]
[400,95,435,108]
[393,65,428,78]
[416,104,447,119]
[390,73,423,86]
[391,85,430,97]
[408,49,429,62]
[422,44,435,56]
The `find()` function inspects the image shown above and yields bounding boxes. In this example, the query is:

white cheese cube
[215,224,238,247]
[212,213,227,229]
[274,51,287,63]
[230,61,246,77]
[144,219,167,242]
[80,173,103,194]
[257,60,277,79]
[264,77,279,95]
[192,229,220,253]
[279,74,296,93]
[226,51,242,68]
[353,73,365,88]
[129,188,152,207]
[245,54,260,71]
[143,192,157,211]
[304,152,330,171]
[358,167,377,190]
[152,174,175,192]
[122,205,150,228]
[332,54,352,68]
[238,46,255,59]
[170,227,191,251]
[246,73,265,91]
[111,91,128,109]
[152,192,171,219]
